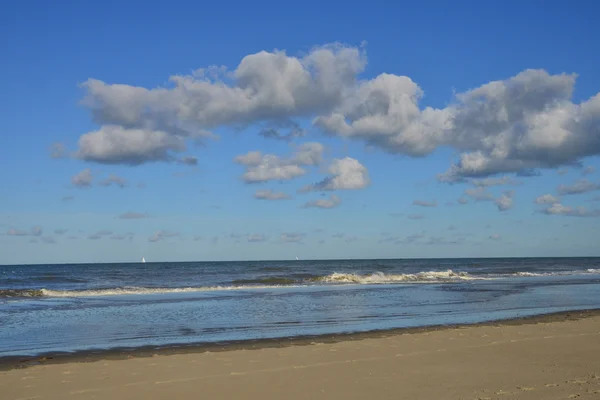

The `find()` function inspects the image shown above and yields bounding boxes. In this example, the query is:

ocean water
[2,258,600,358]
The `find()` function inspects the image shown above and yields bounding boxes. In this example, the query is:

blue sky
[2,0,600,264]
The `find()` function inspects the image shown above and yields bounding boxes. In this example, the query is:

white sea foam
[513,272,546,277]
[512,269,600,277]
[39,285,294,297]
[317,269,481,284]
[6,267,599,299]
[586,268,600,273]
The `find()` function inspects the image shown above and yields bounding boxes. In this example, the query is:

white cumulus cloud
[494,191,514,211]
[437,70,600,181]
[76,44,364,165]
[71,44,600,181]
[235,142,324,183]
[75,125,188,165]
[301,157,369,192]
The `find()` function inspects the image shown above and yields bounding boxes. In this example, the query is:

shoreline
[3,307,600,371]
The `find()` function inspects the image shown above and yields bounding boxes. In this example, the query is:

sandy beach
[1,311,600,400]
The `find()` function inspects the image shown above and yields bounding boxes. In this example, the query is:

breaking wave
[512,269,600,277]
[315,270,479,283]
[2,268,600,299]
[0,285,295,298]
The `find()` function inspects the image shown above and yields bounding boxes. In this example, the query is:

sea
[2,257,600,359]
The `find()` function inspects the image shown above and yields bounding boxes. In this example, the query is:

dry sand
[2,311,600,400]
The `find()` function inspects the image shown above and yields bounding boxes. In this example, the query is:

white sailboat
[141,257,146,263]
[295,256,299,261]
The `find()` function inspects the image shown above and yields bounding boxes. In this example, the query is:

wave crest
[2,268,599,299]
[316,270,478,284]
[0,285,293,298]
[39,285,287,297]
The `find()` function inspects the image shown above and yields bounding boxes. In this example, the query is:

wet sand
[2,310,600,399]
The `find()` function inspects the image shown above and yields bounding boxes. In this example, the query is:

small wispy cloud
[98,175,127,188]
[72,169,93,188]
[117,212,150,219]
[178,156,198,166]
[541,203,600,217]
[557,179,600,195]
[148,230,180,242]
[424,236,465,245]
[464,187,515,212]
[535,194,560,204]
[280,232,305,243]
[470,176,520,187]
[110,233,134,240]
[247,233,267,242]
[50,142,67,159]
[87,230,112,240]
[413,199,437,207]
[7,228,30,236]
[397,232,426,244]
[464,187,494,201]
[6,226,42,237]
[254,190,290,200]
[582,166,595,176]
[302,194,341,209]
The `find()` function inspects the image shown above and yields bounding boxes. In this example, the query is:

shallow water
[1,258,600,357]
